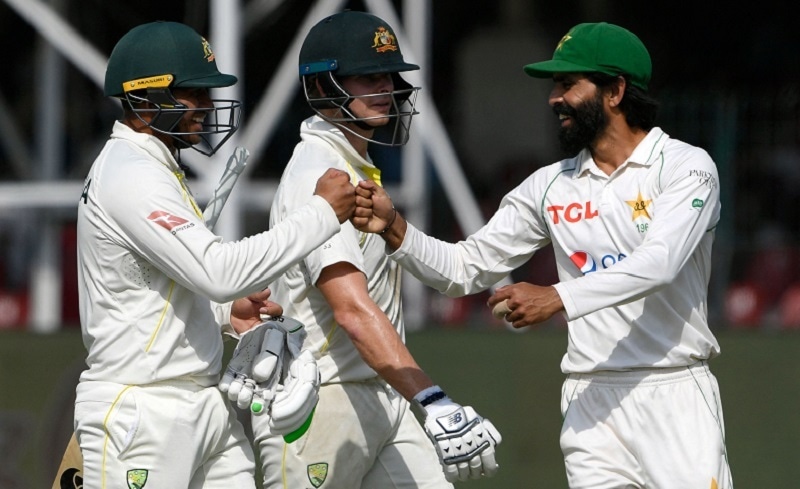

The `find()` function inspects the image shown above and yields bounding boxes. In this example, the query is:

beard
[554,91,607,155]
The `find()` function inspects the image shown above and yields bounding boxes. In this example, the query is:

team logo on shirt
[546,201,599,224]
[147,211,194,234]
[569,250,628,274]
[126,469,148,489]
[625,191,652,221]
[569,251,597,274]
[689,169,717,189]
[307,462,329,487]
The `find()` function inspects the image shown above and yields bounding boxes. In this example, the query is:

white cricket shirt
[77,122,340,386]
[393,128,722,373]
[268,116,404,384]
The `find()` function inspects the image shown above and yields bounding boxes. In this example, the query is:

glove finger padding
[269,349,320,436]
[219,320,287,412]
[252,328,285,382]
[478,418,501,477]
[422,401,502,482]
[219,323,268,401]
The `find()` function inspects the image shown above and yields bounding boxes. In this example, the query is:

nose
[548,86,564,107]
[196,89,213,108]
[378,73,394,93]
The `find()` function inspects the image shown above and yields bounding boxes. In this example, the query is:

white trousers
[74,379,256,489]
[560,361,733,489]
[252,378,452,489]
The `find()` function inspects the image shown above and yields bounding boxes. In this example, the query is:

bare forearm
[338,309,433,400]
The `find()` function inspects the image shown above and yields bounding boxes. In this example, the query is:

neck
[334,121,370,158]
[590,124,649,175]
[122,113,177,153]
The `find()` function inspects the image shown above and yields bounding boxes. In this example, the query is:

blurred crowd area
[1,0,799,332]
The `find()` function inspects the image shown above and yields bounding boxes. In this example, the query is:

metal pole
[401,0,431,331]
[210,0,245,240]
[29,0,66,333]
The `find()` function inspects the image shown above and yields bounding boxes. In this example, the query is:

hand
[417,390,502,482]
[230,289,283,336]
[269,349,320,441]
[218,316,321,442]
[314,168,356,223]
[487,283,564,328]
[352,180,396,233]
[219,319,289,412]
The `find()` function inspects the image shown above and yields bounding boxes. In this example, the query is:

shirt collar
[110,120,180,172]
[572,127,668,178]
[301,115,380,180]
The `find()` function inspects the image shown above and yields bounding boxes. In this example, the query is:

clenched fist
[314,168,355,223]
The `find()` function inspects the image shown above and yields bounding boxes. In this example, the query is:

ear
[313,76,326,97]
[607,76,626,108]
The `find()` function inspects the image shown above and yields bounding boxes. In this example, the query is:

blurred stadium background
[0,0,798,487]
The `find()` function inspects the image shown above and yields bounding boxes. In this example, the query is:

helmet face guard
[302,71,419,147]
[122,81,241,156]
[298,11,421,147]
[105,21,241,156]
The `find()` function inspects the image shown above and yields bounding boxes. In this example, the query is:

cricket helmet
[298,11,420,146]
[104,21,241,156]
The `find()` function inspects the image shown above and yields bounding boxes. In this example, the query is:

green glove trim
[283,406,315,443]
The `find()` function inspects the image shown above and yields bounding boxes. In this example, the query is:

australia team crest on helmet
[372,27,398,53]
[201,37,215,62]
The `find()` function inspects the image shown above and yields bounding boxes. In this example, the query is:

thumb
[247,288,273,303]
[357,180,377,192]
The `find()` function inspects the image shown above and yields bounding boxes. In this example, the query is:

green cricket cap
[524,22,651,90]
[104,21,237,97]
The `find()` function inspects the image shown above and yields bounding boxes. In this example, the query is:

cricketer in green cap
[524,22,652,90]
[104,21,241,156]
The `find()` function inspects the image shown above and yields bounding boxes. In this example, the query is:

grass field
[3,328,798,488]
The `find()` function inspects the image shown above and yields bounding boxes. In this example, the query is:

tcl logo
[547,201,598,224]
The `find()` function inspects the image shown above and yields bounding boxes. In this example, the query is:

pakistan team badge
[307,462,329,488]
[127,469,148,489]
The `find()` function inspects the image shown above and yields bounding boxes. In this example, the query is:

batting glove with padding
[412,386,502,482]
[219,319,286,411]
[219,317,321,441]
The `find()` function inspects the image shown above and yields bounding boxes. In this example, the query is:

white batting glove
[413,386,502,482]
[219,319,287,412]
[269,349,320,439]
[221,316,321,442]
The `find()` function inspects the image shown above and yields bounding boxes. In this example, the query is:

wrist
[379,210,407,251]
[379,206,397,234]
[411,385,451,420]
[413,385,448,406]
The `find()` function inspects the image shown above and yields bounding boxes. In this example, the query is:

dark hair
[587,72,659,131]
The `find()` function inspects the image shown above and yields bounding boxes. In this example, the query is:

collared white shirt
[392,128,721,373]
[268,116,404,383]
[77,121,340,385]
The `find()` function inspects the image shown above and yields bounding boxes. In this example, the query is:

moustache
[553,103,576,118]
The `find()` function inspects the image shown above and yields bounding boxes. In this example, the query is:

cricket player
[250,11,501,488]
[75,21,355,488]
[354,22,733,489]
